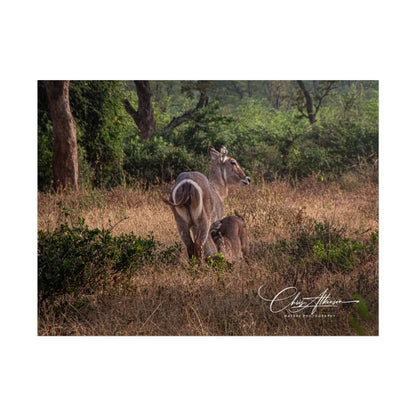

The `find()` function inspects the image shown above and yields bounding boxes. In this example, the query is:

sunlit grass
[38,175,378,335]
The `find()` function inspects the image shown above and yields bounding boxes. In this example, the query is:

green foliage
[274,220,377,273]
[38,81,130,189]
[77,145,94,188]
[370,230,378,254]
[206,253,232,273]
[38,214,181,301]
[348,294,370,335]
[188,253,232,281]
[348,316,368,336]
[286,138,337,178]
[169,101,234,154]
[38,81,378,190]
[188,256,201,279]
[352,294,370,320]
[38,134,53,191]
[123,136,207,184]
[69,81,128,187]
[158,242,183,264]
[38,81,55,191]
[152,95,173,131]
[206,253,232,283]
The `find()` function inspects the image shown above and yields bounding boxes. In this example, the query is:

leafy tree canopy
[38,80,378,190]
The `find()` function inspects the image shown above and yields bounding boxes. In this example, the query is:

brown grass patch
[38,177,378,336]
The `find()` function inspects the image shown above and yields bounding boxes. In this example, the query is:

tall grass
[38,175,378,335]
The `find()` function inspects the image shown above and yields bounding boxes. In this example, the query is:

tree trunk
[122,81,156,141]
[44,81,79,191]
[297,80,317,125]
[247,80,253,97]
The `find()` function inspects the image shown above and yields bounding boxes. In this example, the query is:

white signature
[258,286,359,315]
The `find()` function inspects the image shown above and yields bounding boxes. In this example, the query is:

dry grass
[38,177,378,336]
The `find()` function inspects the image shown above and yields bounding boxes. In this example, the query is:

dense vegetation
[38,80,378,336]
[37,179,378,335]
[38,210,182,302]
[38,81,378,191]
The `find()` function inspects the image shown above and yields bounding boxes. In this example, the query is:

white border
[2,1,415,415]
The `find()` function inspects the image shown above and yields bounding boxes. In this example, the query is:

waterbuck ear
[220,146,228,162]
[209,146,220,161]
[234,210,244,221]
[210,220,222,234]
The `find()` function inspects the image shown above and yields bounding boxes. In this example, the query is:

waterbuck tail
[171,180,202,210]
[160,182,194,208]
[160,193,173,206]
[234,210,244,220]
[160,193,191,208]
[171,180,204,231]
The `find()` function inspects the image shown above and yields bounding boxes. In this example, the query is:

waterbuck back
[164,146,250,259]
[210,215,249,262]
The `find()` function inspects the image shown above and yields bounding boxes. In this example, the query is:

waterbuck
[210,214,249,262]
[163,146,250,259]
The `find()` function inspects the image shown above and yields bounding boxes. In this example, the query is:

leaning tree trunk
[44,81,79,191]
[122,81,156,141]
[297,80,317,125]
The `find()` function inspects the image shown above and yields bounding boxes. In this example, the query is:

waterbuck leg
[177,232,195,258]
[203,234,218,258]
[195,223,218,259]
[170,213,194,259]
[181,229,196,259]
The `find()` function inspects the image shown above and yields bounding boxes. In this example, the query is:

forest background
[37,80,379,337]
[38,80,378,191]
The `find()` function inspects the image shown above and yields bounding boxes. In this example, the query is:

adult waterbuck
[163,146,250,259]
[210,214,249,262]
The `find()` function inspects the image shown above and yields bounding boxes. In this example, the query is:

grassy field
[38,175,378,336]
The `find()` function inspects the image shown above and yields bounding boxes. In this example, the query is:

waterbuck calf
[210,214,249,262]
[163,146,250,259]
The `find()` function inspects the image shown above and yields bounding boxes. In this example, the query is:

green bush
[38,81,378,189]
[70,81,128,187]
[123,136,207,184]
[170,101,235,154]
[38,215,181,301]
[38,134,53,191]
[187,253,232,281]
[206,253,232,274]
[348,294,370,335]
[273,221,377,273]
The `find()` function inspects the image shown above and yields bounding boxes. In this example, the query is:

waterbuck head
[208,146,250,199]
[210,214,249,262]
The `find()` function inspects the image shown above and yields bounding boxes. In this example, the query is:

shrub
[170,101,235,154]
[206,253,232,274]
[38,215,181,301]
[273,220,377,273]
[188,253,232,281]
[38,134,53,191]
[123,136,207,184]
[348,294,370,335]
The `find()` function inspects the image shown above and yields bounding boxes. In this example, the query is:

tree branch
[314,81,337,114]
[165,90,208,132]
[121,98,138,119]
[297,80,316,125]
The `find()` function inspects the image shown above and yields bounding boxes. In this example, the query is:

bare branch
[165,90,208,132]
[314,81,337,114]
[121,99,138,118]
